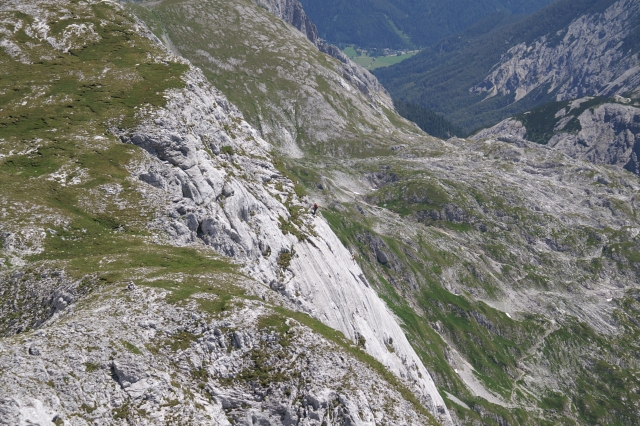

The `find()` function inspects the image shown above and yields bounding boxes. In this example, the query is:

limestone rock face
[549,103,640,172]
[473,118,527,143]
[0,285,436,425]
[472,0,640,103]
[122,65,453,423]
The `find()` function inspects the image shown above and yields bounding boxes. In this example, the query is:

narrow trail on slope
[508,319,560,406]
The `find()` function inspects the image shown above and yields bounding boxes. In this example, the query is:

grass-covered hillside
[127,0,640,424]
[0,0,190,298]
[126,0,421,158]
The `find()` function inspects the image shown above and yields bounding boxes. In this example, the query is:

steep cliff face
[472,0,640,103]
[550,102,640,172]
[0,0,451,424]
[121,66,452,423]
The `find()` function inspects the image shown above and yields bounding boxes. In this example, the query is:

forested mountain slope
[375,0,640,134]
[297,0,555,49]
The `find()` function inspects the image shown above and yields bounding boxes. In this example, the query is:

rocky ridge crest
[473,97,640,175]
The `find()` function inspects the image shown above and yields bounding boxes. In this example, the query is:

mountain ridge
[0,0,452,423]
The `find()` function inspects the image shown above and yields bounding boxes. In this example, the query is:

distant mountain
[298,0,555,50]
[375,0,640,134]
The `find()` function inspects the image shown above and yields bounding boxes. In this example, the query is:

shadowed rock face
[254,0,318,44]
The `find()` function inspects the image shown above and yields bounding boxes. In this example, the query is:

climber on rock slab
[312,203,319,215]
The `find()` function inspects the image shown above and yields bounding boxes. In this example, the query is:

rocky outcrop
[0,284,435,425]
[549,102,640,172]
[473,118,527,142]
[0,268,83,336]
[472,0,640,103]
[473,98,640,175]
[253,0,318,44]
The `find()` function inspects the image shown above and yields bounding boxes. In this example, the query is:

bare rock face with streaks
[549,102,640,174]
[0,0,452,424]
[120,66,452,423]
[253,0,319,44]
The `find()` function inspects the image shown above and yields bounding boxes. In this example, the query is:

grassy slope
[123,0,640,424]
[0,0,243,333]
[322,183,640,425]
[126,0,420,157]
[0,1,188,278]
